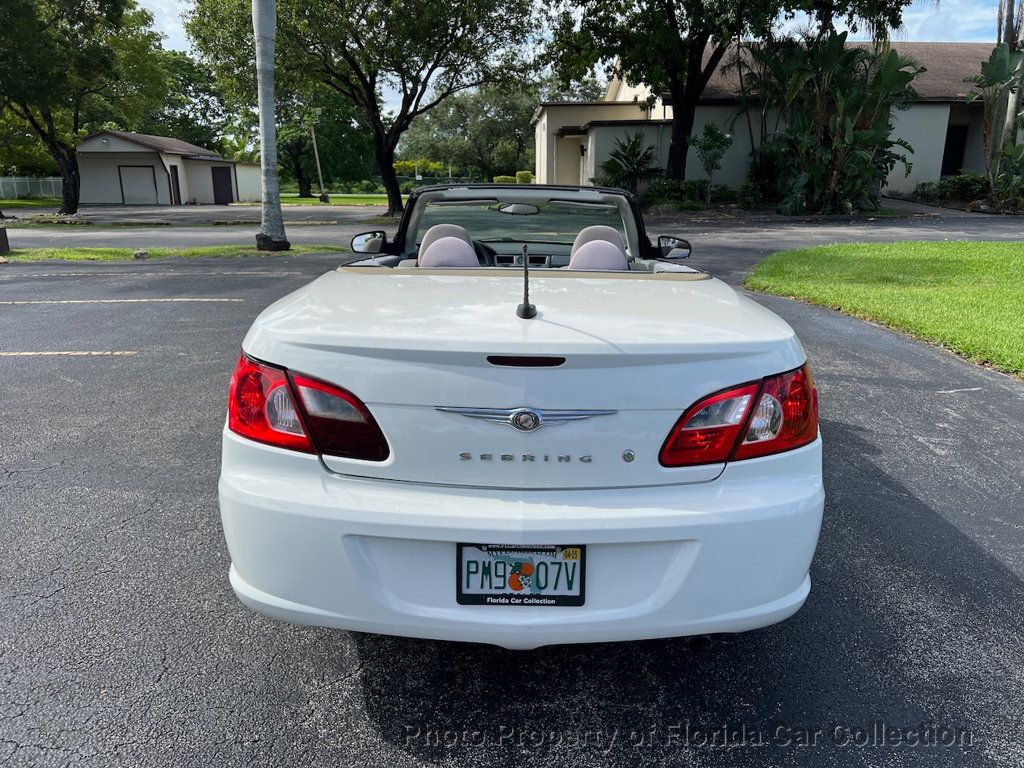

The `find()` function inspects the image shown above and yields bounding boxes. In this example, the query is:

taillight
[227,354,390,462]
[659,365,818,467]
[289,374,390,461]
[228,354,314,453]
[733,365,818,461]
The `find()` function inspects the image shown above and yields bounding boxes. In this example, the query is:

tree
[398,82,538,179]
[547,0,915,182]
[137,51,227,150]
[251,0,288,250]
[276,86,374,197]
[997,0,1024,149]
[966,43,1024,202]
[0,0,168,214]
[690,122,732,204]
[188,0,535,215]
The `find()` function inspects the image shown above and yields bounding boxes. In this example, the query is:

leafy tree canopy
[188,0,537,214]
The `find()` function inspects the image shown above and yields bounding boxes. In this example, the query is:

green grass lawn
[745,241,1024,376]
[234,193,402,206]
[1,198,62,209]
[2,244,345,262]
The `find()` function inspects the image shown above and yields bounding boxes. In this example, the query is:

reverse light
[659,365,818,467]
[290,374,390,461]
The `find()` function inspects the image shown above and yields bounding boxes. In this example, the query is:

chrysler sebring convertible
[219,184,823,649]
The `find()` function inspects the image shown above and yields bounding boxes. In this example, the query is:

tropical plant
[965,43,1024,202]
[690,123,732,205]
[597,132,662,195]
[737,32,924,214]
[251,0,288,249]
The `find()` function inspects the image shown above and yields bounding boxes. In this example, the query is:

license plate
[456,544,586,606]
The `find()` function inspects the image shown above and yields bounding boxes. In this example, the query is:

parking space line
[0,298,243,305]
[0,271,304,279]
[0,351,138,357]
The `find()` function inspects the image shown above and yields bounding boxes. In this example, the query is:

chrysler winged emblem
[435,406,616,432]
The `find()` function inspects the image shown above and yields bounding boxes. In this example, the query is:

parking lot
[1,239,1023,767]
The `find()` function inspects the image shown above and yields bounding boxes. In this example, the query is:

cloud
[138,0,192,51]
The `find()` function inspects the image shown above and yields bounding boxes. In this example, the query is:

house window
[941,124,969,177]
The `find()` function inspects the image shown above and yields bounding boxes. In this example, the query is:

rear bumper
[219,431,824,650]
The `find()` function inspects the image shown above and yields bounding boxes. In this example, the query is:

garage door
[119,166,158,205]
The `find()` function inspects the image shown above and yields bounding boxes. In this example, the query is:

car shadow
[329,418,1020,767]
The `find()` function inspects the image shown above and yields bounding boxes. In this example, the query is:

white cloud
[138,0,192,51]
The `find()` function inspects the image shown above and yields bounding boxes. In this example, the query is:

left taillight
[228,354,315,453]
[227,353,390,462]
[659,364,818,467]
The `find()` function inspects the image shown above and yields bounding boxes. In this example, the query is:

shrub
[515,171,534,184]
[934,171,989,202]
[676,199,705,211]
[400,181,417,194]
[644,178,707,206]
[913,181,938,200]
[711,184,737,204]
[493,175,517,184]
[690,123,733,204]
[738,182,763,210]
[354,179,379,194]
[598,132,662,194]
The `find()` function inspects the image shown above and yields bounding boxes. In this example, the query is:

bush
[913,181,938,200]
[493,175,517,184]
[711,184,737,204]
[644,178,708,206]
[934,171,989,202]
[515,171,534,184]
[353,179,380,194]
[400,181,417,194]
[738,182,763,210]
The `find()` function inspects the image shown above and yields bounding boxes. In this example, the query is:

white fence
[0,177,61,199]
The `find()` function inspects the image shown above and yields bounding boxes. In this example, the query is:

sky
[140,0,1000,53]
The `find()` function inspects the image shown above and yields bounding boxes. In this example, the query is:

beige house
[533,43,991,194]
[77,131,262,205]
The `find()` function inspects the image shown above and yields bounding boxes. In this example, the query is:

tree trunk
[377,141,403,217]
[665,88,698,181]
[296,174,313,198]
[251,0,289,250]
[55,146,80,216]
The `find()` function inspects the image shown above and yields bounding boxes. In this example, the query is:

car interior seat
[568,225,629,270]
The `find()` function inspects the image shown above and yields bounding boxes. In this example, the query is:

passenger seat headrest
[418,224,473,255]
[571,225,626,256]
[568,240,629,271]
[418,236,479,268]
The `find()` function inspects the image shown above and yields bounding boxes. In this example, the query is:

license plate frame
[456,544,586,606]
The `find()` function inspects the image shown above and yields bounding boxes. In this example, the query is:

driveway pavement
[1,237,1022,766]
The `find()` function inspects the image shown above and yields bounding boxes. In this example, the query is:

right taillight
[659,364,818,467]
[227,353,390,462]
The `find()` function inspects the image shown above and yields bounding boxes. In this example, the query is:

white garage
[77,130,258,206]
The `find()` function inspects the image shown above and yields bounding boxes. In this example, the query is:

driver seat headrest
[571,225,626,257]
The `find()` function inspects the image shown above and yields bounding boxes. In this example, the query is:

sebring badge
[435,406,616,432]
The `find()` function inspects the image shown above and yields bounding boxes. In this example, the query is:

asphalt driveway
[1,240,1022,766]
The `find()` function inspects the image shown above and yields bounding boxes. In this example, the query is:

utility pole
[310,107,329,203]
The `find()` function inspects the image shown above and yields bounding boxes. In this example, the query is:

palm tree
[251,0,289,250]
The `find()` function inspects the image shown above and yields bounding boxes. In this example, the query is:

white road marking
[935,387,983,394]
[0,298,242,305]
[0,270,304,279]
[0,351,138,357]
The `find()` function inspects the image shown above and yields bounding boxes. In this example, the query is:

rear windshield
[413,201,630,248]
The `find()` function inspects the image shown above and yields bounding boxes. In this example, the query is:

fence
[0,177,62,199]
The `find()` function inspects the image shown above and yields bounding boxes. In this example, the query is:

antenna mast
[516,243,537,319]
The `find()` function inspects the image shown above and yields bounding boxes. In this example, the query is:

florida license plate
[456,544,586,606]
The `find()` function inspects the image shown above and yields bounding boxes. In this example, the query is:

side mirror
[352,230,386,254]
[658,235,691,259]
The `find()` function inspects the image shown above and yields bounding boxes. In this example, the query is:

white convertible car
[219,184,823,649]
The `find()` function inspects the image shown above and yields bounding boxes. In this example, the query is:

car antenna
[516,243,537,319]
